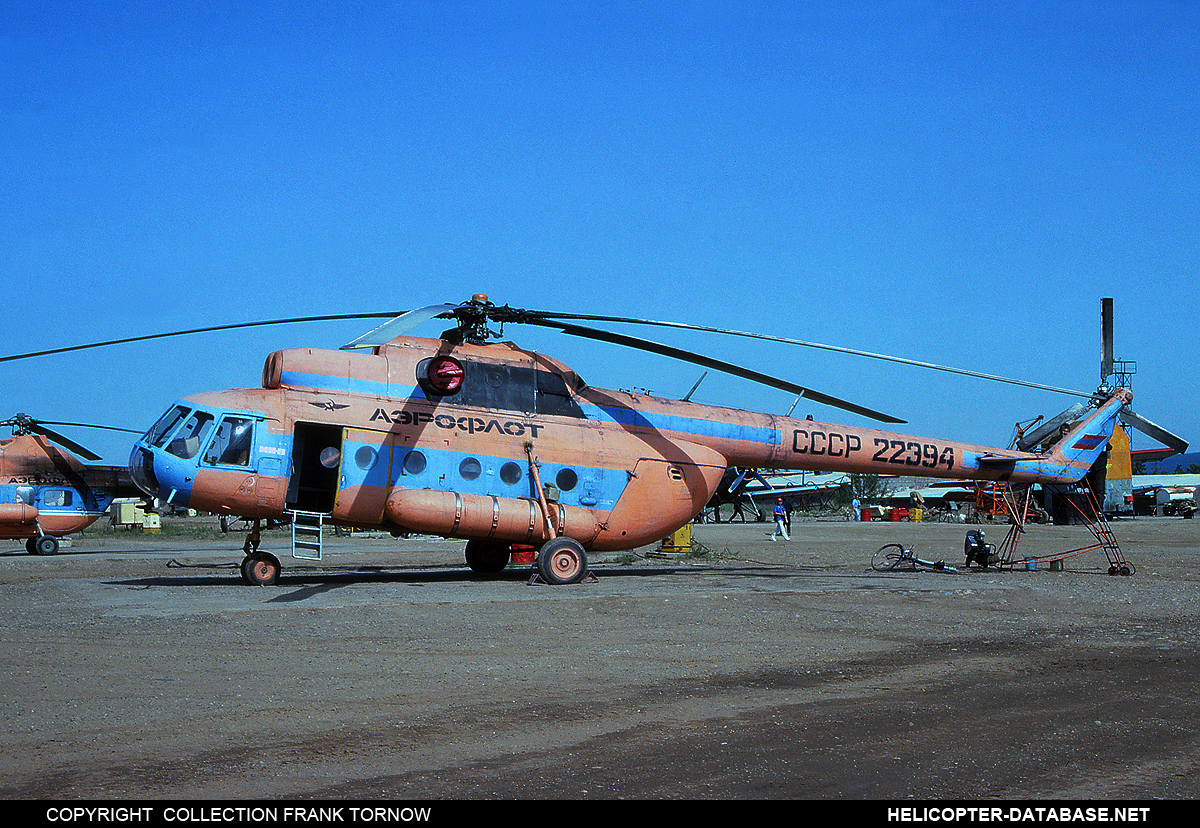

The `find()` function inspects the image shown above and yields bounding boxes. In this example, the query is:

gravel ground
[1,514,1198,801]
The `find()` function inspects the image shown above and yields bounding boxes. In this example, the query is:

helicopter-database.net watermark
[887,807,1150,824]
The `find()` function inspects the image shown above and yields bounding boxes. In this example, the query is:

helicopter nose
[129,444,194,507]
[129,445,159,497]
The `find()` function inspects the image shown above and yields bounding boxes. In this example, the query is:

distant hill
[1140,452,1200,474]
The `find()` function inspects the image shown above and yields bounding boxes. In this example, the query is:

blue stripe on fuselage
[581,404,779,445]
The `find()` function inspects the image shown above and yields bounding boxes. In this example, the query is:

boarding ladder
[288,510,325,560]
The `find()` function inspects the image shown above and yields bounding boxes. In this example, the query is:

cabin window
[44,490,72,508]
[355,446,378,471]
[459,457,482,480]
[500,462,523,485]
[402,450,427,476]
[203,417,254,466]
[556,468,578,492]
[167,411,216,460]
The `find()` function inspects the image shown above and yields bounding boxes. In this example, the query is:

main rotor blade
[340,304,464,351]
[521,311,1095,399]
[26,422,103,461]
[1015,403,1090,451]
[1122,409,1190,455]
[1101,297,1114,384]
[35,419,143,435]
[0,313,403,363]
[527,318,906,424]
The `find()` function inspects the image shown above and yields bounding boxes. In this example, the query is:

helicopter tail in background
[975,389,1131,485]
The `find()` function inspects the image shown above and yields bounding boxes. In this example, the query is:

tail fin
[1036,390,1130,483]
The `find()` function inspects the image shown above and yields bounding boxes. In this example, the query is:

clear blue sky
[3,1,1197,464]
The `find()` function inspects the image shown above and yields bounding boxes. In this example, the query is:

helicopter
[1,414,143,554]
[4,295,1182,584]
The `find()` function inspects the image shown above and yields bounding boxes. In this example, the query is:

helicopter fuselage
[1,434,131,548]
[127,335,1129,553]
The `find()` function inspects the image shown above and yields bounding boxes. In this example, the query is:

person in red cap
[771,497,790,541]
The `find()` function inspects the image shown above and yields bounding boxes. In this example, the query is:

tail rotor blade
[1122,409,1189,455]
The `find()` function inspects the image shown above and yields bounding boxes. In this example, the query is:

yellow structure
[1108,424,1133,478]
[660,523,692,552]
[142,512,162,533]
[1103,425,1133,515]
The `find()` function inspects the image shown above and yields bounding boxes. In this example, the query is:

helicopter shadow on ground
[0,547,93,557]
[100,560,835,601]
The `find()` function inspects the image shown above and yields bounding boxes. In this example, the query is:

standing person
[852,496,861,521]
[771,498,790,541]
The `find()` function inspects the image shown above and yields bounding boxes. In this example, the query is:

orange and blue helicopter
[5,296,1185,583]
[1,414,142,554]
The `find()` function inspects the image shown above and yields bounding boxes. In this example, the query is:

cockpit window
[203,417,254,467]
[166,411,216,460]
[145,405,190,448]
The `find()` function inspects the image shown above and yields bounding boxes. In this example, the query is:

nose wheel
[26,535,60,555]
[240,551,281,586]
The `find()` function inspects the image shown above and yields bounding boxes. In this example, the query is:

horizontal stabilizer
[977,453,1021,464]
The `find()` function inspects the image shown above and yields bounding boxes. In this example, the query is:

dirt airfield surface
[2,515,1198,801]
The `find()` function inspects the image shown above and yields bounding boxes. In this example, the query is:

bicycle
[870,543,957,573]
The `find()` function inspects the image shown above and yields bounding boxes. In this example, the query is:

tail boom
[710,391,1132,487]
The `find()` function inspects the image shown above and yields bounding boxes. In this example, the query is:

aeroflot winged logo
[309,400,351,411]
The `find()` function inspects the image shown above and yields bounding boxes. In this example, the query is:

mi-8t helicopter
[1,414,142,554]
[6,295,1184,584]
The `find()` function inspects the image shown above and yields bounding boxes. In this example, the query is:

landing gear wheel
[31,536,60,555]
[536,537,588,585]
[241,552,281,586]
[465,539,511,575]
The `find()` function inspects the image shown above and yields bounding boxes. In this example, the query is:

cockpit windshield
[137,404,259,483]
[166,410,216,460]
[144,405,190,448]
